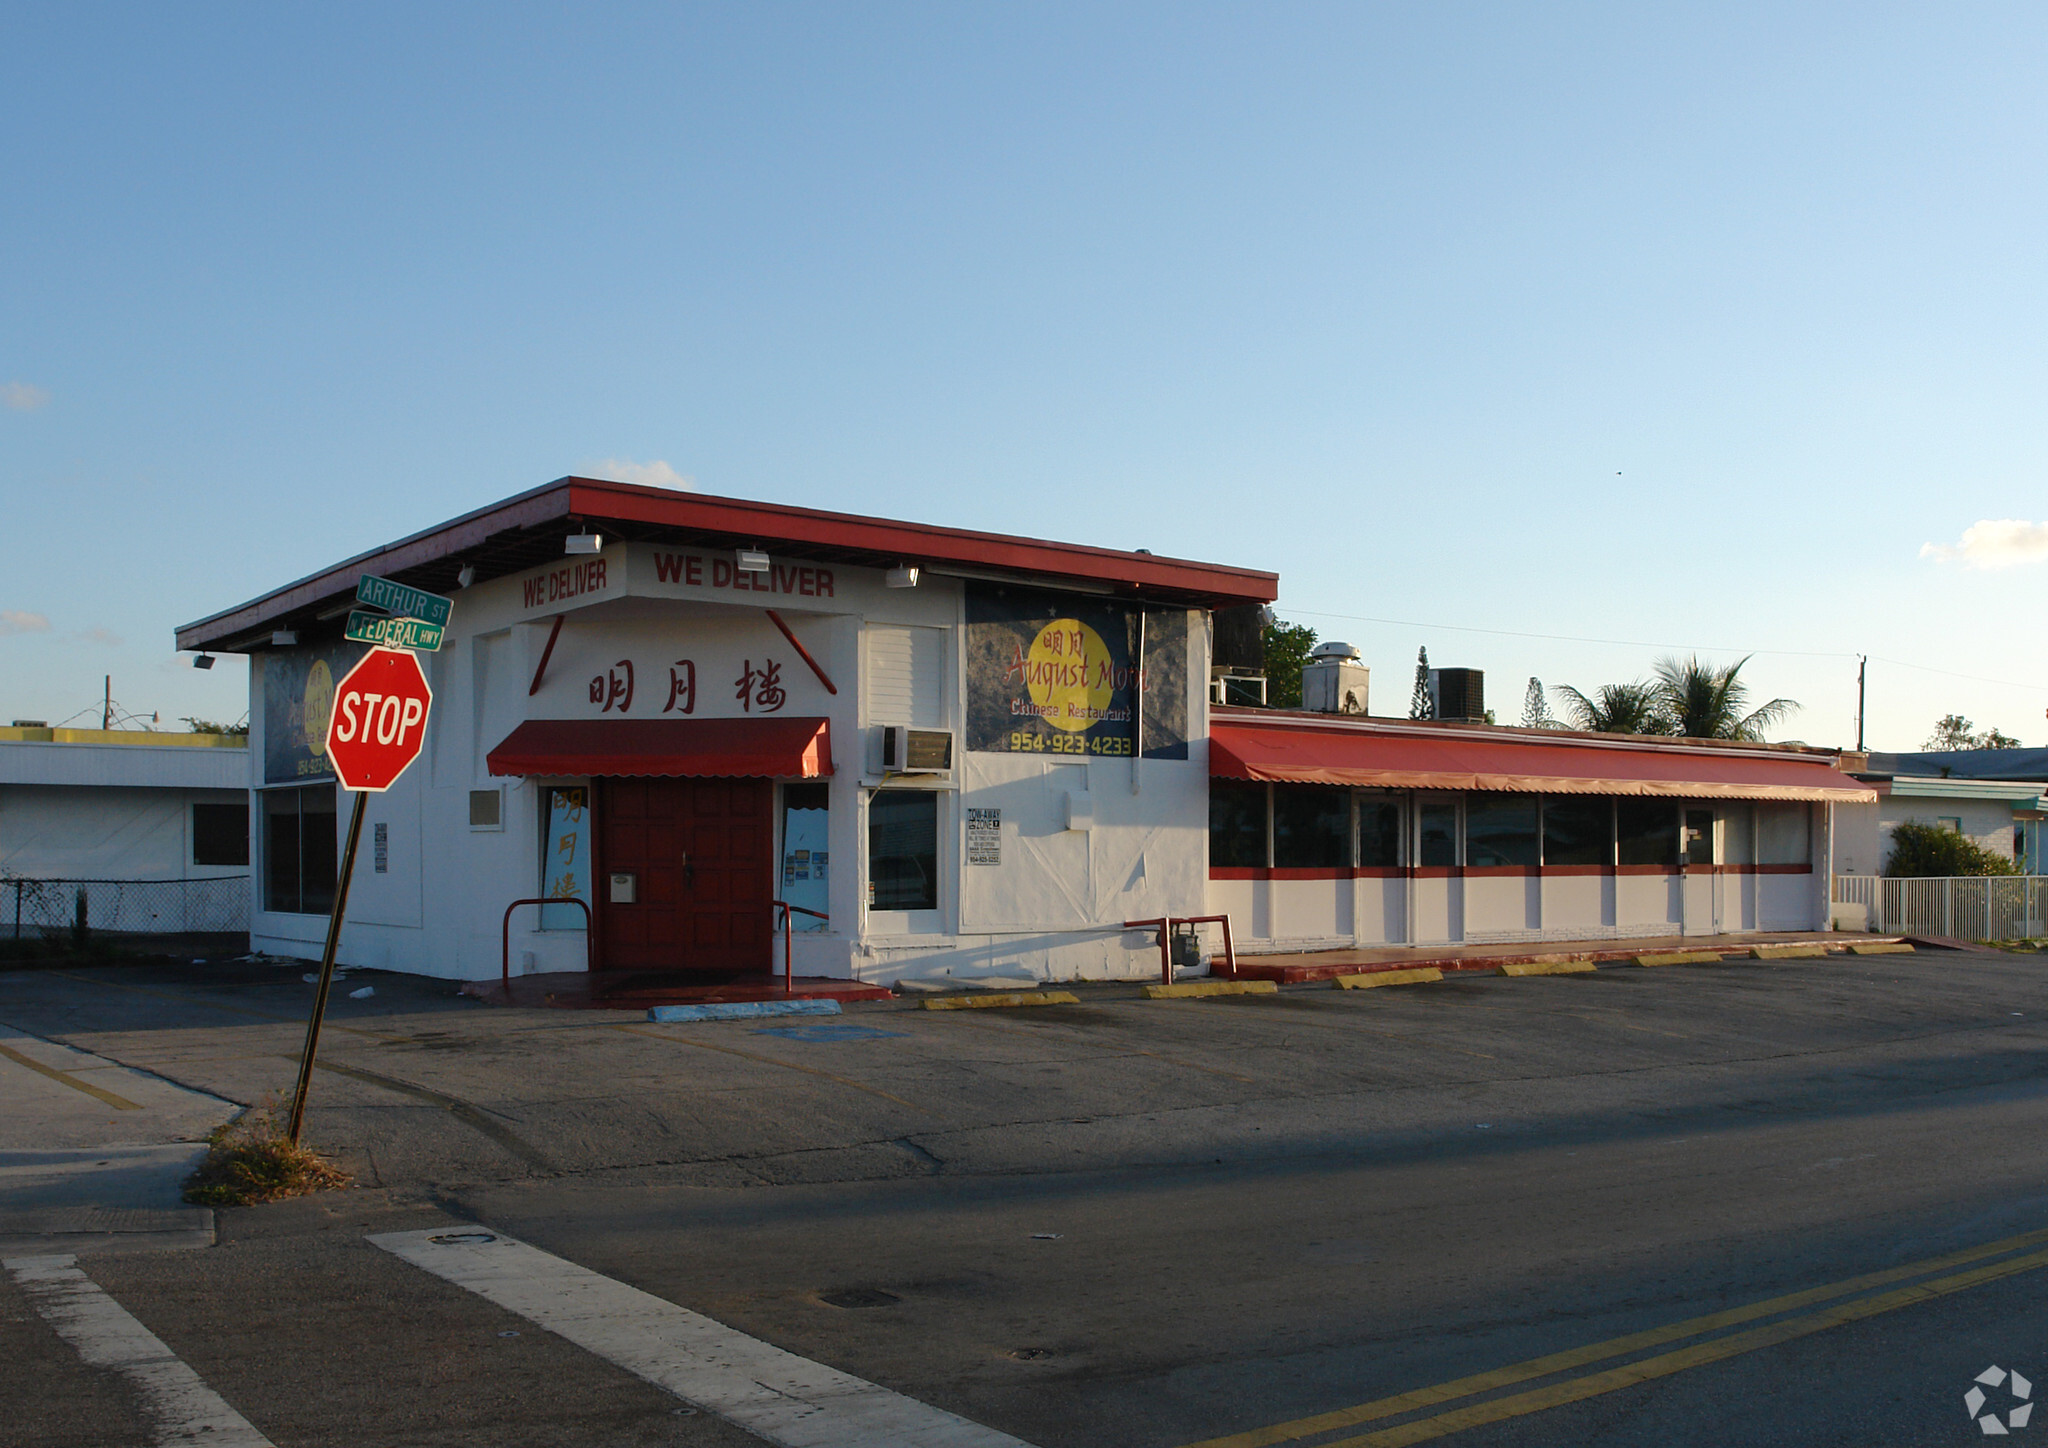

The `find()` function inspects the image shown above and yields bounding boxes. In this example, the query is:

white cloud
[3,382,50,412]
[0,610,51,635]
[71,627,123,647]
[582,458,694,490]
[1921,519,2048,570]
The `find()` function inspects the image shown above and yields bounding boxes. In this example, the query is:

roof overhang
[1884,777,2048,805]
[177,478,1279,652]
[1209,711,1877,803]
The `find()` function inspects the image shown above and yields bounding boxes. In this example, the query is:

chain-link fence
[1833,874,2048,941]
[4,875,250,940]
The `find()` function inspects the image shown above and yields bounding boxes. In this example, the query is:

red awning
[1210,719,1875,803]
[487,717,832,779]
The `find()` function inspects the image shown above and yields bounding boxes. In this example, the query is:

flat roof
[176,477,1280,652]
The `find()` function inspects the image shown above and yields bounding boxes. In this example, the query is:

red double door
[597,777,772,973]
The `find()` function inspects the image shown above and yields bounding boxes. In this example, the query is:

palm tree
[1650,654,1796,740]
[1553,680,1663,734]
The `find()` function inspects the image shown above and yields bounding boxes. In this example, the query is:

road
[4,946,2045,1446]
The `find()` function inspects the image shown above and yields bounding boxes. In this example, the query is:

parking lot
[6,946,2048,1446]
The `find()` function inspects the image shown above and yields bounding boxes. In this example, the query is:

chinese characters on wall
[587,656,790,714]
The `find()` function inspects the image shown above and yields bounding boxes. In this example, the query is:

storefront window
[1465,795,1539,867]
[1616,800,1677,866]
[1542,798,1612,867]
[1756,803,1811,865]
[1273,786,1348,869]
[192,802,249,867]
[540,786,591,929]
[1418,799,1459,867]
[780,783,830,929]
[263,784,337,914]
[869,789,937,911]
[1209,782,1268,868]
[1358,797,1402,868]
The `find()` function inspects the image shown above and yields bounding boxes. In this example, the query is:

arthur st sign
[323,646,435,792]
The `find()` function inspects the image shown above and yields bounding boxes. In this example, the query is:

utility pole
[103,676,111,731]
[1855,655,1867,752]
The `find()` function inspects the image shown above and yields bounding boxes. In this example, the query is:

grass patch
[184,1095,352,1207]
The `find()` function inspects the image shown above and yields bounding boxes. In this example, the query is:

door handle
[681,852,694,889]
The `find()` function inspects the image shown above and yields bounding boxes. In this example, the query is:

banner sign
[963,585,1188,759]
[344,610,446,651]
[263,639,369,784]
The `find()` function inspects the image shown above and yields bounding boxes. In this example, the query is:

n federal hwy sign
[344,610,445,651]
[324,647,434,792]
[356,574,453,627]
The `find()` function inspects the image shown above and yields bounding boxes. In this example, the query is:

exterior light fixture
[270,630,298,647]
[885,566,919,589]
[565,532,603,555]
[456,564,476,588]
[193,653,215,670]
[735,548,771,574]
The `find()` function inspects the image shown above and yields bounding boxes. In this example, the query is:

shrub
[184,1094,351,1207]
[1883,820,2021,878]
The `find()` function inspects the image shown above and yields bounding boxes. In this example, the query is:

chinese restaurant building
[175,478,1279,987]
[1204,710,1875,951]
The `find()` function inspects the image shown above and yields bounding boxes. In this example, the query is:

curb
[648,999,843,1023]
[1634,951,1726,968]
[1751,944,1829,960]
[1334,967,1444,990]
[1848,942,1916,955]
[1498,960,1598,977]
[918,991,1081,1011]
[1141,980,1277,999]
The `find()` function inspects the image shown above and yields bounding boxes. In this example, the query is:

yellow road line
[52,971,409,1044]
[609,1022,941,1115]
[1179,1223,2048,1448]
[0,1042,143,1110]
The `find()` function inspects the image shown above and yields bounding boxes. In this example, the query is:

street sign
[323,646,435,793]
[356,574,453,628]
[344,609,445,652]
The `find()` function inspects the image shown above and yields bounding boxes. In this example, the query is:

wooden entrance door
[598,777,773,972]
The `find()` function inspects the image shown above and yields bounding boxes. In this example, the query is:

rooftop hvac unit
[1428,668,1485,722]
[1211,675,1267,706]
[881,725,953,773]
[1303,652,1369,715]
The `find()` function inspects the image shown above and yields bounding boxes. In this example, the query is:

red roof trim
[485,716,832,779]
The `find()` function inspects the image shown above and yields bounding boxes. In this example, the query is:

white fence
[1833,874,2048,941]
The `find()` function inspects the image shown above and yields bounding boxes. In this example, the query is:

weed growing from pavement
[184,1093,352,1207]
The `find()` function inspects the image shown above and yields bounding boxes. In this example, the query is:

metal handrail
[502,896,592,991]
[771,899,829,996]
[1124,913,1238,984]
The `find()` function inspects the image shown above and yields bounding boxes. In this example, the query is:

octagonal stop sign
[325,647,434,792]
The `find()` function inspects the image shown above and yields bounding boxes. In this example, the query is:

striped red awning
[487,717,831,779]
[1209,720,1874,803]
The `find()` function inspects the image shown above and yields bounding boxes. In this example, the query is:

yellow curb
[918,991,1081,1011]
[1750,944,1829,960]
[1498,959,1598,977]
[1333,967,1444,990]
[1848,942,1916,955]
[1141,980,1278,999]
[1635,951,1727,967]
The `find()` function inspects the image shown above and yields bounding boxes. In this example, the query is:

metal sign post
[286,790,368,1143]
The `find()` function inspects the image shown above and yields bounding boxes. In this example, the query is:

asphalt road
[4,946,2046,1447]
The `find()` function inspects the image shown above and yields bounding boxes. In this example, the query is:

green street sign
[345,610,446,652]
[356,574,453,628]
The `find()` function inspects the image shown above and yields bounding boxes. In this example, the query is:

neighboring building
[1832,751,2048,876]
[1205,710,1873,951]
[175,477,1278,983]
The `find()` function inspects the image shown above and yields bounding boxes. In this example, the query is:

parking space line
[371,1226,1034,1448]
[0,1042,143,1110]
[1179,1224,2048,1448]
[5,1253,274,1447]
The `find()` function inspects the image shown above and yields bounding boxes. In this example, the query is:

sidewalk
[1217,931,1905,984]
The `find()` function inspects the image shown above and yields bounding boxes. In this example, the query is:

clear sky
[3,4,2043,749]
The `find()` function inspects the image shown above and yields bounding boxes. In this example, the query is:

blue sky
[3,4,2043,748]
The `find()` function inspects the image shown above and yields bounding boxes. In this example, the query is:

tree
[1884,819,2020,878]
[1520,677,1555,729]
[180,716,250,737]
[1650,654,1796,741]
[1409,647,1432,720]
[1554,681,1663,734]
[1924,714,2022,750]
[1260,621,1316,709]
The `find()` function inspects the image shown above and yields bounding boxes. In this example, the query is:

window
[1683,809,1715,867]
[540,786,590,929]
[1465,795,1539,867]
[1757,803,1811,864]
[1418,799,1459,867]
[1937,816,1963,835]
[192,801,249,866]
[1542,798,1611,867]
[1358,797,1402,868]
[868,789,937,911]
[781,783,830,930]
[1616,800,1676,866]
[263,785,337,914]
[1273,786,1348,868]
[1209,782,1268,868]
[470,788,504,830]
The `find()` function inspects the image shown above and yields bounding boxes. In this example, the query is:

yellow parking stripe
[1180,1223,2048,1448]
[0,1042,143,1110]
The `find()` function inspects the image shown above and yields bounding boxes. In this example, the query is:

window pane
[781,783,830,929]
[1542,798,1611,867]
[1208,782,1267,868]
[193,801,249,867]
[1358,798,1402,868]
[1465,795,1539,867]
[1756,803,1811,864]
[1683,809,1715,867]
[263,790,301,912]
[1273,786,1348,868]
[1419,800,1458,867]
[869,789,937,911]
[300,787,338,915]
[1616,800,1676,866]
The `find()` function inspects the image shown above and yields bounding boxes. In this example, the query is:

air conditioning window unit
[881,725,953,773]
[1211,675,1267,706]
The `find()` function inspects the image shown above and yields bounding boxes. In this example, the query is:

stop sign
[324,647,434,792]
